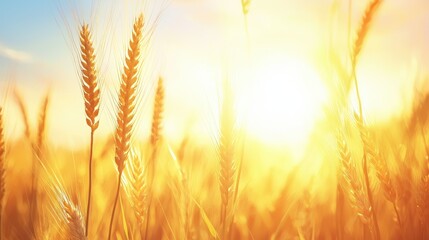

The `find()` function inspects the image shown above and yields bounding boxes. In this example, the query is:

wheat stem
[108,172,122,240]
[0,108,5,240]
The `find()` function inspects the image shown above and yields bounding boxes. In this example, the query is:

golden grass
[1,1,429,240]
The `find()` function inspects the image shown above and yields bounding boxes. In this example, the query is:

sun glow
[242,56,328,147]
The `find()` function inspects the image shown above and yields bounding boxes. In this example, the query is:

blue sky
[1,0,429,147]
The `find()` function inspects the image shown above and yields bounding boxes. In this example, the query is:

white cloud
[0,42,32,63]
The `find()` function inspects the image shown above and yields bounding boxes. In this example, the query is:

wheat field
[0,0,428,239]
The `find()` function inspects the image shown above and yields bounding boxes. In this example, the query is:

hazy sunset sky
[0,0,428,148]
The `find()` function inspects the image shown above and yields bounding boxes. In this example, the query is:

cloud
[0,42,33,63]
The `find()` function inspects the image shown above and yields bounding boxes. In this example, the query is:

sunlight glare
[243,56,328,148]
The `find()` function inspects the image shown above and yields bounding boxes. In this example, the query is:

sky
[0,0,429,148]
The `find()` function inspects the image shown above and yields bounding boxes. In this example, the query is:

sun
[241,56,328,148]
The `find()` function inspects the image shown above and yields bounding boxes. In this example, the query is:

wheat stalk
[144,76,165,240]
[79,23,101,237]
[0,108,5,240]
[108,14,144,240]
[219,80,236,238]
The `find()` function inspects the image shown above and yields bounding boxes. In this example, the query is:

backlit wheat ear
[124,152,147,237]
[109,14,144,240]
[354,113,397,203]
[80,24,100,132]
[114,14,144,173]
[79,23,101,237]
[219,80,236,237]
[150,77,164,148]
[337,133,372,225]
[351,0,382,66]
[0,108,5,238]
[60,195,86,240]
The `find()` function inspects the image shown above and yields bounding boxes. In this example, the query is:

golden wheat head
[80,24,100,132]
[150,77,164,147]
[115,14,144,173]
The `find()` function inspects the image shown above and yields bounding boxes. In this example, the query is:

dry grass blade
[80,24,100,132]
[109,14,145,240]
[0,108,5,239]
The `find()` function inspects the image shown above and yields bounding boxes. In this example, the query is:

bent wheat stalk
[350,1,383,239]
[108,14,144,240]
[219,80,236,238]
[79,23,101,237]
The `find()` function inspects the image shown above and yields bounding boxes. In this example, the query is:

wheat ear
[351,0,382,66]
[124,152,147,238]
[337,133,372,225]
[356,118,399,225]
[0,108,5,240]
[108,14,144,240]
[61,195,86,240]
[79,23,100,237]
[143,77,165,239]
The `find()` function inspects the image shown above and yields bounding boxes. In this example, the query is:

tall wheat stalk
[350,1,383,239]
[219,80,236,238]
[144,76,165,240]
[108,14,144,240]
[78,23,101,237]
[0,108,5,240]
